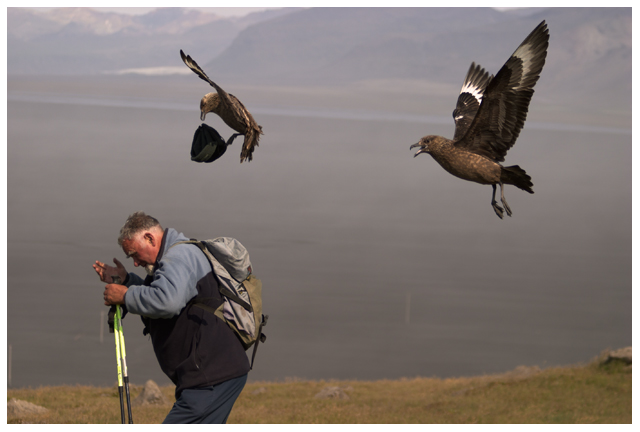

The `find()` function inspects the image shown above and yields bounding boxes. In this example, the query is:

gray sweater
[124,228,203,318]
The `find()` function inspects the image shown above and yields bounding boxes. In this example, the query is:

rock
[132,380,170,406]
[7,398,48,418]
[603,346,632,365]
[314,386,350,400]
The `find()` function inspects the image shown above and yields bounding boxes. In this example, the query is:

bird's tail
[501,165,534,193]
[240,126,262,163]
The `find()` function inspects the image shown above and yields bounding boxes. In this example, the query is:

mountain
[7,7,631,111]
[6,7,300,74]
[206,7,631,110]
[528,7,632,108]
[208,7,508,83]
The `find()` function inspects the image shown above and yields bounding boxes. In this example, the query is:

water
[6,77,631,388]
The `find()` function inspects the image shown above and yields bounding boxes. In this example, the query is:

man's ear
[144,232,155,246]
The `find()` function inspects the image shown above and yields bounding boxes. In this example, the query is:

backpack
[169,237,268,369]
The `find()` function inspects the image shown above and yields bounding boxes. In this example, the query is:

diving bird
[411,21,549,219]
[180,49,263,163]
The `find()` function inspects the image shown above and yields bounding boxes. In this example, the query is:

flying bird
[411,21,549,219]
[180,49,263,163]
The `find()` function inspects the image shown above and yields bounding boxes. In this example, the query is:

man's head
[118,212,164,276]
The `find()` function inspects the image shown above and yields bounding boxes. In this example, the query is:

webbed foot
[499,183,513,217]
[491,184,504,219]
[492,201,504,219]
[502,199,513,217]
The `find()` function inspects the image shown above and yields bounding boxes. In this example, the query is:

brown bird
[411,21,549,219]
[180,49,263,163]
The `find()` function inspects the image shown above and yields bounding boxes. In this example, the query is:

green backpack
[170,237,267,369]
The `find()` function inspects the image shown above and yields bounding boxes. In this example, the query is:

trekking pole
[110,276,133,424]
[109,301,125,423]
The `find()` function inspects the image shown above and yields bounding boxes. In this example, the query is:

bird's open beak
[200,111,206,121]
[410,143,427,158]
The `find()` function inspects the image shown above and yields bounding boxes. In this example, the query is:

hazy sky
[29,6,280,17]
[19,4,532,17]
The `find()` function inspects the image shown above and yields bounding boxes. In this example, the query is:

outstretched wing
[452,62,493,142]
[454,20,549,162]
[180,49,235,108]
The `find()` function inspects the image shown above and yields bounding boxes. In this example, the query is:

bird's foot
[226,133,241,146]
[502,199,513,217]
[492,201,504,219]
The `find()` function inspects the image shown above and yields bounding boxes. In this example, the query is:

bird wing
[180,49,236,112]
[454,20,549,162]
[228,93,255,130]
[452,62,493,142]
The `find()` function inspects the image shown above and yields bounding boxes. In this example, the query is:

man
[93,211,250,424]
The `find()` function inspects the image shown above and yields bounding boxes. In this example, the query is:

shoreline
[7,347,630,391]
[7,355,632,423]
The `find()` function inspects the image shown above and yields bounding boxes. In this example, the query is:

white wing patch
[459,81,484,104]
[512,44,536,89]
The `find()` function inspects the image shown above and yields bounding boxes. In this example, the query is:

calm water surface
[6,79,631,388]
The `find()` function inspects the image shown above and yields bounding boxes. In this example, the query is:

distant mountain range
[7,7,631,111]
[7,7,301,75]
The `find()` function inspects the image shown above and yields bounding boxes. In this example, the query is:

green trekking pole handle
[111,304,125,423]
[115,302,134,423]
[110,276,126,424]
[110,275,135,424]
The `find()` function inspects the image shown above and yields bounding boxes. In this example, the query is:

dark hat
[190,123,228,163]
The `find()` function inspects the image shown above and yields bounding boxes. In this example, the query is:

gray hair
[117,211,162,246]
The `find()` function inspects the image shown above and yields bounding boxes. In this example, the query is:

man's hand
[93,258,127,284]
[104,283,128,306]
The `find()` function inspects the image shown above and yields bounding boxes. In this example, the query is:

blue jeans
[163,374,248,424]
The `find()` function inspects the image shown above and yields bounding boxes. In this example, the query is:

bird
[410,21,549,219]
[180,49,263,163]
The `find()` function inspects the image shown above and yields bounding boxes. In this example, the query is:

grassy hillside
[7,359,631,424]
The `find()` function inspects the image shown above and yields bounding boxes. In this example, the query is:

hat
[190,123,228,163]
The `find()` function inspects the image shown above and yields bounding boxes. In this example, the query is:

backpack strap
[189,299,220,315]
[170,240,253,311]
[249,315,268,370]
[216,281,253,312]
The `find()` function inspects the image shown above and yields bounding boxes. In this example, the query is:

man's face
[122,231,159,275]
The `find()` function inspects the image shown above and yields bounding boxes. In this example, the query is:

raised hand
[93,258,127,284]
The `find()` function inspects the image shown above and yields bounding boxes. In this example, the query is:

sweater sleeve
[124,252,199,319]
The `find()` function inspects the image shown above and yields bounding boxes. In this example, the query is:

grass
[7,359,631,424]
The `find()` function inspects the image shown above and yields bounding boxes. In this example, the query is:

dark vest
[141,230,250,398]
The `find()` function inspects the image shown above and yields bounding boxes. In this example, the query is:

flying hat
[190,123,228,163]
